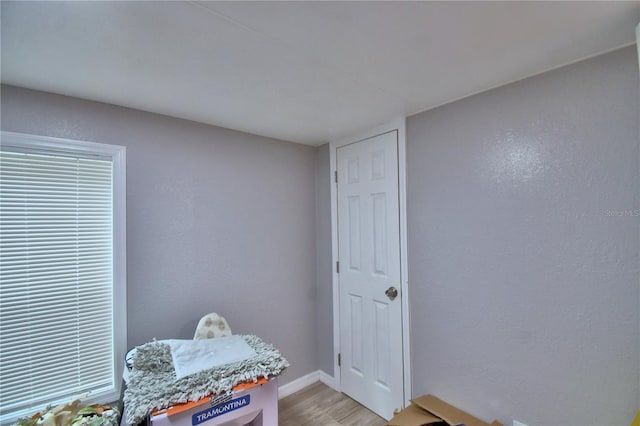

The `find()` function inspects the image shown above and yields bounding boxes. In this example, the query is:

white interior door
[337,130,403,420]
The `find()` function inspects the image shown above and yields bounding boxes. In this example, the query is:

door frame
[329,118,411,408]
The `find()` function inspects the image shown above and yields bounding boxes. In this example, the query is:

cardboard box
[149,377,278,426]
[388,394,503,426]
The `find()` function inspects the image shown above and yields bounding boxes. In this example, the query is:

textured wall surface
[407,46,639,426]
[0,85,318,384]
[315,144,334,375]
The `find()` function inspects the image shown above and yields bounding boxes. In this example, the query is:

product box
[388,394,503,426]
[149,377,278,426]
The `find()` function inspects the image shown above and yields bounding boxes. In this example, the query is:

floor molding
[318,370,337,390]
[278,370,320,399]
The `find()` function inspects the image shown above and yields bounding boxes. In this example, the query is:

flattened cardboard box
[388,394,503,426]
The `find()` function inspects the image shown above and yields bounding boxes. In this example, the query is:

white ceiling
[2,1,638,146]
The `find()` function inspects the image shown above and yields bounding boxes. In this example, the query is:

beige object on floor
[193,312,232,339]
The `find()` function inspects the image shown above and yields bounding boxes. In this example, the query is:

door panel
[337,130,403,420]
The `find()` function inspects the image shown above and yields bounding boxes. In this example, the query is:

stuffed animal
[193,312,232,339]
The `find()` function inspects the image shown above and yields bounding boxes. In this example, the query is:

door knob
[385,286,398,301]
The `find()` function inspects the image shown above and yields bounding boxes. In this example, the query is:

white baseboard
[318,370,337,390]
[277,370,339,399]
[278,370,320,399]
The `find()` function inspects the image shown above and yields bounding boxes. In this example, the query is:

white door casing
[334,128,405,420]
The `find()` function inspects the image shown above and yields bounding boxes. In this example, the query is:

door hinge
[334,170,338,183]
[338,353,341,367]
[336,261,340,273]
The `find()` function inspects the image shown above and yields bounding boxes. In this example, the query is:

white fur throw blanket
[123,335,288,425]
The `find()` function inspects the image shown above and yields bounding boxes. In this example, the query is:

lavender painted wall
[407,46,639,425]
[315,143,334,375]
[0,85,318,385]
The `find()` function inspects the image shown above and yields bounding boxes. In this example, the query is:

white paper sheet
[167,335,257,379]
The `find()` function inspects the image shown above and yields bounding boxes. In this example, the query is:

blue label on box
[192,395,251,425]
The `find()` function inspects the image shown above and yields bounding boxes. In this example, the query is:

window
[0,132,126,424]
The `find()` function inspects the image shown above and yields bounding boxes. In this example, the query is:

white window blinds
[0,132,126,424]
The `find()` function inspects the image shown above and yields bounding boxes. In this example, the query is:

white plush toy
[193,312,232,340]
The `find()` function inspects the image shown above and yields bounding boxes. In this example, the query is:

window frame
[0,131,127,424]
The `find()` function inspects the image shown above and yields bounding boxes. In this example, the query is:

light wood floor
[278,381,387,426]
